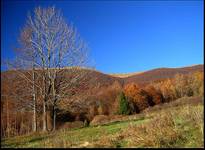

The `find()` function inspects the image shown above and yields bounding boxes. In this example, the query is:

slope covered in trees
[1,64,204,137]
[124,64,203,85]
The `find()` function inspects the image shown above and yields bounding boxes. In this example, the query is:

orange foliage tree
[124,83,152,112]
[144,85,164,105]
[151,79,176,102]
[95,80,123,115]
[188,71,204,96]
[173,74,192,98]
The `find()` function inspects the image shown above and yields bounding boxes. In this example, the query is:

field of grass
[1,97,204,148]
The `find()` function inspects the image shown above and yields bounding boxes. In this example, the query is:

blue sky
[1,0,204,73]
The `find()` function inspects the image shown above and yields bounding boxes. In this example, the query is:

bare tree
[22,6,92,131]
[3,25,39,133]
[3,6,92,133]
[18,26,38,132]
[1,71,31,137]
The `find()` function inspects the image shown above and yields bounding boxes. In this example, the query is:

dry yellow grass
[1,98,203,148]
[109,72,143,78]
[92,104,204,148]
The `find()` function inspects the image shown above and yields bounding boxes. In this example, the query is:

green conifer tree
[118,92,130,115]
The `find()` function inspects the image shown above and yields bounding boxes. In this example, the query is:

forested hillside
[1,65,204,138]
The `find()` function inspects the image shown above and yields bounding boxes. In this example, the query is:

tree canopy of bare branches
[3,6,93,132]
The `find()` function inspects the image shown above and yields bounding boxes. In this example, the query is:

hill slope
[1,96,203,148]
[1,64,203,87]
[123,64,204,85]
[1,64,203,119]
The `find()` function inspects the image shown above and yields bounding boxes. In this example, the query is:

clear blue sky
[1,0,204,73]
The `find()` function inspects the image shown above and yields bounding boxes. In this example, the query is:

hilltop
[2,64,203,86]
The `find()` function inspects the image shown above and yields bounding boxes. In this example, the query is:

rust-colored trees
[174,74,193,98]
[95,80,123,115]
[124,83,151,112]
[189,71,204,96]
[123,83,164,113]
[151,72,204,102]
[151,79,176,102]
[145,85,164,105]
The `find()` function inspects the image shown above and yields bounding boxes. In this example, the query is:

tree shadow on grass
[29,136,48,143]
[1,134,52,148]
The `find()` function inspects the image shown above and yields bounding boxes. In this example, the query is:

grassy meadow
[1,97,203,148]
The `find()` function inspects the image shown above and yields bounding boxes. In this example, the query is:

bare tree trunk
[6,98,10,137]
[1,115,3,137]
[42,73,49,132]
[32,64,37,132]
[14,114,17,135]
[52,104,56,131]
[42,98,47,132]
[51,75,56,131]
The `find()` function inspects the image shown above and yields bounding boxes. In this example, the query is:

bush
[61,121,84,129]
[90,115,109,126]
[98,104,104,115]
[118,92,130,115]
[83,119,89,127]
